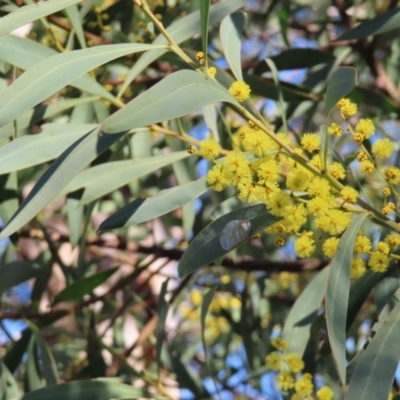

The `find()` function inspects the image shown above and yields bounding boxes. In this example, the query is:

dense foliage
[1,0,400,399]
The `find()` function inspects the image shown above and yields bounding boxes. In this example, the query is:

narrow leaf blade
[98,177,207,231]
[325,213,368,385]
[325,67,357,117]
[282,267,329,357]
[178,204,279,278]
[102,70,238,134]
[0,43,164,128]
[0,0,80,38]
[220,12,246,81]
[53,267,119,304]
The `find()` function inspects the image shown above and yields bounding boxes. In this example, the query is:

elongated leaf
[178,204,279,278]
[25,336,43,392]
[53,267,119,304]
[345,298,400,400]
[245,73,314,102]
[67,194,84,248]
[0,0,80,38]
[65,4,86,49]
[200,0,211,65]
[325,213,368,386]
[0,261,41,295]
[374,263,400,315]
[20,380,157,400]
[35,334,59,386]
[0,43,164,128]
[346,268,388,331]
[58,151,190,204]
[117,0,247,96]
[0,97,99,141]
[0,124,98,174]
[255,48,335,73]
[338,7,400,41]
[0,171,18,231]
[156,279,169,376]
[282,267,329,357]
[99,177,207,231]
[0,127,124,240]
[220,11,246,81]
[325,67,357,117]
[265,58,287,132]
[0,360,21,399]
[103,70,238,134]
[201,286,217,363]
[0,35,117,103]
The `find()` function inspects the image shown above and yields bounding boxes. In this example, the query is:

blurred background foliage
[1,0,400,399]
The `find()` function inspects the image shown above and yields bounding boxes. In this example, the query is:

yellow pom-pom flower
[327,122,343,136]
[316,386,334,400]
[229,81,251,102]
[208,67,217,77]
[337,98,357,118]
[384,167,400,184]
[301,133,320,152]
[372,138,394,159]
[276,371,295,391]
[368,251,390,273]
[341,186,359,203]
[355,118,375,139]
[295,235,315,258]
[329,162,346,180]
[265,351,281,370]
[196,138,220,160]
[294,373,313,396]
[286,168,310,192]
[351,258,366,279]
[206,164,230,191]
[354,235,371,254]
[323,237,340,258]
[360,160,374,174]
[285,353,305,373]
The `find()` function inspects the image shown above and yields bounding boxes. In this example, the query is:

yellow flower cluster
[194,98,400,279]
[266,338,334,400]
[180,289,242,343]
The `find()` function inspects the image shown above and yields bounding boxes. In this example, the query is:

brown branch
[19,229,329,273]
[332,0,400,106]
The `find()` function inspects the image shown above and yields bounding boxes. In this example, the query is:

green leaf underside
[0,127,123,240]
[20,380,157,400]
[53,267,119,304]
[0,124,98,174]
[0,43,164,128]
[117,0,248,95]
[0,0,80,38]
[98,177,207,231]
[220,12,246,81]
[325,67,357,117]
[199,0,211,63]
[178,204,279,278]
[282,267,330,357]
[65,4,86,49]
[102,70,239,134]
[156,279,169,375]
[201,286,218,364]
[345,297,400,399]
[338,7,400,41]
[0,35,116,102]
[325,213,368,385]
[255,48,335,73]
[0,97,99,140]
[58,151,191,204]
[0,261,41,295]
